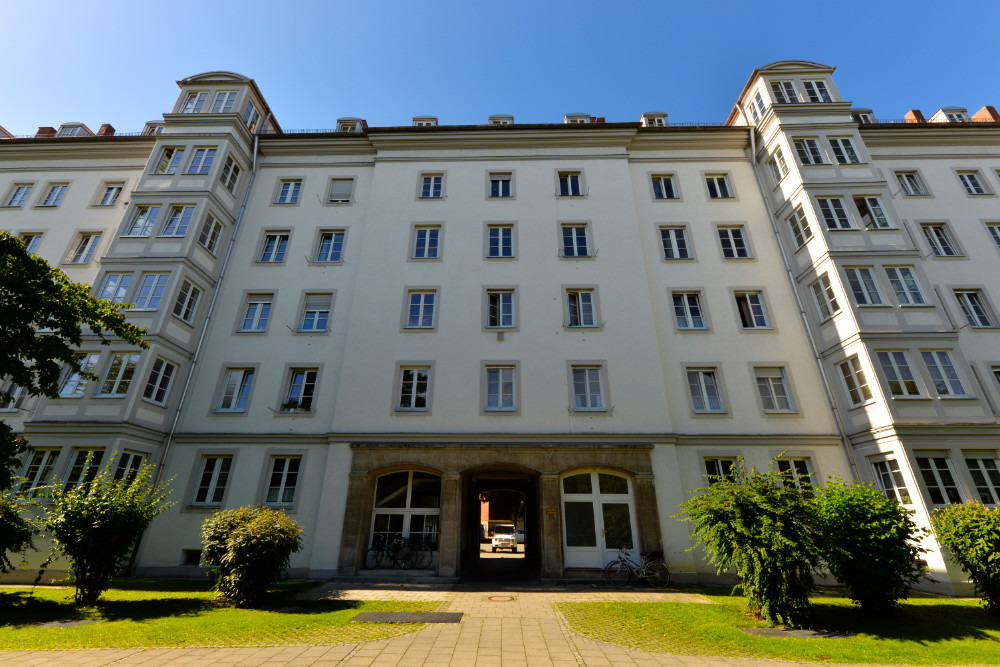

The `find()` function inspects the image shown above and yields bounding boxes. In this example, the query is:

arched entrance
[461,467,539,580]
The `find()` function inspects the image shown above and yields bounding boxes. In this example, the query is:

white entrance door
[560,471,638,569]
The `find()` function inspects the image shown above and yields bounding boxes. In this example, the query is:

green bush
[201,506,303,608]
[1,489,36,573]
[814,478,926,612]
[931,502,1000,614]
[677,457,820,627]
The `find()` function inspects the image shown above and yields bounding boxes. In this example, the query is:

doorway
[560,470,639,569]
[461,468,539,581]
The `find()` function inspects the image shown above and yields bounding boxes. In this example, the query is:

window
[59,352,100,397]
[988,224,1000,251]
[172,279,202,323]
[219,157,240,193]
[218,369,254,411]
[659,227,690,259]
[854,196,891,229]
[0,383,28,411]
[275,179,301,204]
[920,350,967,397]
[19,449,58,496]
[63,449,105,491]
[793,138,825,165]
[114,451,145,482]
[786,206,813,247]
[192,456,232,505]
[829,137,861,164]
[566,289,596,327]
[242,102,259,131]
[816,197,852,229]
[40,184,68,206]
[572,366,605,410]
[811,273,841,320]
[156,148,184,175]
[181,92,207,113]
[485,366,516,411]
[419,174,443,198]
[212,91,237,114]
[896,171,926,196]
[412,226,440,259]
[705,174,733,199]
[767,148,788,182]
[672,292,706,329]
[704,458,735,482]
[916,456,962,505]
[921,224,959,256]
[489,172,512,198]
[68,233,101,264]
[98,273,132,304]
[300,293,332,332]
[328,178,353,203]
[965,456,1000,505]
[746,102,759,123]
[718,226,750,258]
[187,148,217,175]
[161,205,194,236]
[143,358,175,404]
[839,356,872,406]
[282,369,317,412]
[884,266,926,305]
[98,353,139,396]
[687,369,724,413]
[405,291,436,329]
[753,92,766,116]
[6,184,32,207]
[558,171,582,196]
[486,290,515,328]
[770,81,798,103]
[240,294,272,331]
[315,231,345,262]
[875,351,921,397]
[844,266,884,306]
[735,291,770,329]
[199,215,223,254]
[265,457,301,505]
[955,290,994,328]
[126,205,160,237]
[755,367,794,412]
[258,233,289,262]
[133,273,169,310]
[803,80,832,103]
[776,459,812,490]
[873,460,911,503]
[651,175,677,199]
[21,234,42,254]
[561,224,590,257]
[487,224,514,258]
[98,183,123,206]
[398,367,430,410]
[371,471,441,550]
[959,171,987,195]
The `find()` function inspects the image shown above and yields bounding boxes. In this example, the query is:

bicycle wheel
[413,545,433,569]
[398,544,416,569]
[377,547,396,569]
[364,548,382,569]
[605,559,631,587]
[643,561,671,589]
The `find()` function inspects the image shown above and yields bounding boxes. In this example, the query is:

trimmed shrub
[201,506,303,608]
[931,502,1000,614]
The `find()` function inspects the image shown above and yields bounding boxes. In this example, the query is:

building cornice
[859,123,1000,149]
[0,138,155,161]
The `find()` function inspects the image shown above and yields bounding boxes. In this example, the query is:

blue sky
[2,0,998,135]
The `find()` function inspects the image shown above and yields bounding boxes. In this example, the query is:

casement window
[419,174,443,198]
[328,178,353,203]
[258,233,289,262]
[965,456,1000,505]
[98,183,123,206]
[854,196,891,229]
[300,293,332,332]
[192,456,232,505]
[746,102,759,123]
[803,80,832,103]
[172,279,202,323]
[920,350,967,397]
[767,148,788,182]
[398,366,430,410]
[921,224,959,256]
[829,137,861,164]
[199,215,223,254]
[6,184,33,207]
[282,369,317,412]
[916,456,962,505]
[875,351,921,397]
[0,382,28,411]
[486,290,515,328]
[718,226,750,258]
[485,366,516,411]
[873,459,911,503]
[811,273,840,320]
[487,224,514,258]
[659,227,690,259]
[651,174,677,199]
[68,233,101,264]
[955,290,994,328]
[19,449,58,496]
[793,138,825,165]
[98,273,132,304]
[161,205,194,237]
[133,273,169,310]
[777,459,812,490]
[242,102,260,131]
[704,457,735,482]
[265,456,301,505]
[187,148,217,175]
[59,352,100,397]
[672,292,706,329]
[705,174,733,199]
[181,92,207,113]
[566,289,597,327]
[687,369,724,413]
[571,366,605,410]
[412,226,440,259]
[276,179,301,204]
[126,205,160,237]
[114,451,145,483]
[218,368,255,411]
[142,358,175,404]
[558,171,583,196]
[41,184,68,206]
[219,157,241,193]
[405,291,436,329]
[489,172,512,198]
[240,294,272,331]
[839,356,873,406]
[156,148,185,175]
[755,367,795,412]
[561,224,590,257]
[959,171,987,195]
[98,353,139,396]
[21,234,42,255]
[896,171,926,196]
[884,266,926,305]
[211,91,237,114]
[735,291,770,329]
[786,206,813,247]
[315,231,345,262]
[816,197,852,229]
[988,224,1000,251]
[752,91,766,116]
[63,448,105,491]
[770,80,798,103]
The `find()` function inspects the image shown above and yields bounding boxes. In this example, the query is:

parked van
[491,524,518,552]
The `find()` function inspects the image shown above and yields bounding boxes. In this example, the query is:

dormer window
[770,81,798,104]
[412,116,438,127]
[641,112,667,127]
[488,115,514,126]
[852,110,876,124]
[803,81,832,103]
[931,108,970,123]
[242,102,259,132]
[336,118,363,133]
[56,127,78,137]
[564,113,590,124]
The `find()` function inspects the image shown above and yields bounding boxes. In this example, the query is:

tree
[0,489,36,574]
[931,502,1000,614]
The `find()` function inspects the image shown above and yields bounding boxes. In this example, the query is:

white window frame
[192,455,233,506]
[160,205,194,237]
[875,351,922,397]
[793,138,825,165]
[965,455,1000,505]
[872,458,911,503]
[816,197,852,229]
[486,289,515,329]
[687,368,725,413]
[803,80,831,103]
[98,353,139,396]
[217,368,255,412]
[19,449,58,496]
[133,273,169,310]
[811,273,841,320]
[419,173,444,199]
[987,224,1000,252]
[776,458,813,490]
[211,91,237,114]
[672,291,706,330]
[143,358,176,405]
[884,266,927,306]
[958,171,987,195]
[97,183,124,206]
[718,225,751,258]
[921,224,960,257]
[6,184,33,207]
[854,196,891,229]
[328,178,354,203]
[314,230,345,263]
[98,273,132,304]
[186,147,217,175]
[839,356,873,407]
[770,80,798,103]
[755,367,795,412]
[411,225,441,259]
[829,137,861,164]
[172,279,202,323]
[239,295,273,332]
[219,156,241,193]
[258,232,289,263]
[181,92,208,113]
[896,171,926,196]
[125,205,160,237]
[155,147,184,175]
[734,291,770,329]
[40,183,68,207]
[920,350,968,397]
[484,365,517,411]
[954,290,995,328]
[768,148,788,182]
[486,224,514,258]
[843,266,884,306]
[786,206,813,248]
[651,174,677,200]
[659,226,690,259]
[59,352,100,397]
[275,179,301,204]
[68,233,101,263]
[264,456,301,505]
[916,456,963,506]
[299,293,332,332]
[281,369,318,412]
[571,365,606,411]
[566,289,598,328]
[199,215,223,254]
[404,290,437,329]
[397,366,431,411]
[63,448,105,491]
[21,233,42,254]
[488,172,512,198]
[705,174,734,199]
[557,171,583,197]
[560,224,590,258]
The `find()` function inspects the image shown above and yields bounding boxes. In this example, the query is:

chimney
[904,109,926,124]
[35,126,57,137]
[972,106,1000,123]
[97,123,115,136]
[594,117,606,124]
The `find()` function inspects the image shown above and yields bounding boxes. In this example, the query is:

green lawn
[557,587,1000,665]
[0,580,442,649]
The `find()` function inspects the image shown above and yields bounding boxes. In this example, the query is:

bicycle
[365,534,434,570]
[604,547,670,588]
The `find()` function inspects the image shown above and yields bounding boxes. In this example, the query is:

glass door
[560,471,637,568]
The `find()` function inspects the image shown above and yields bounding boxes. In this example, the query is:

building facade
[2,61,998,592]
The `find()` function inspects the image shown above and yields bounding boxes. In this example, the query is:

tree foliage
[201,506,304,608]
[0,489,36,574]
[931,502,1000,615]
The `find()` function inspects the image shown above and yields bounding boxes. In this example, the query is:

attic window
[413,117,438,127]
[488,115,513,126]
[641,113,667,127]
[564,113,590,124]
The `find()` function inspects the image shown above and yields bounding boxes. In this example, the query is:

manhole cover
[487,595,516,602]
[352,612,463,623]
[742,627,849,639]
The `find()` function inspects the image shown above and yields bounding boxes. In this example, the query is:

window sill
[928,255,967,259]
[483,408,519,415]
[484,255,517,260]
[212,409,249,416]
[394,408,430,415]
[254,261,287,266]
[402,327,437,333]
[417,196,446,201]
[565,324,603,331]
[294,329,331,336]
[140,398,168,408]
[692,410,729,416]
[93,394,127,399]
[936,395,977,401]
[271,202,301,206]
[652,197,681,202]
[762,410,800,416]
[739,327,775,333]
[408,257,442,262]
[555,195,586,199]
[675,327,711,333]
[571,408,609,414]
[896,304,935,309]
[865,226,899,232]
[662,256,694,261]
[889,395,930,401]
[559,254,596,260]
[825,227,861,232]
[856,304,892,309]
[276,410,315,417]
[235,329,269,335]
[846,400,877,411]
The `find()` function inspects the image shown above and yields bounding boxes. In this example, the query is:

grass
[557,587,1000,664]
[0,579,443,649]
